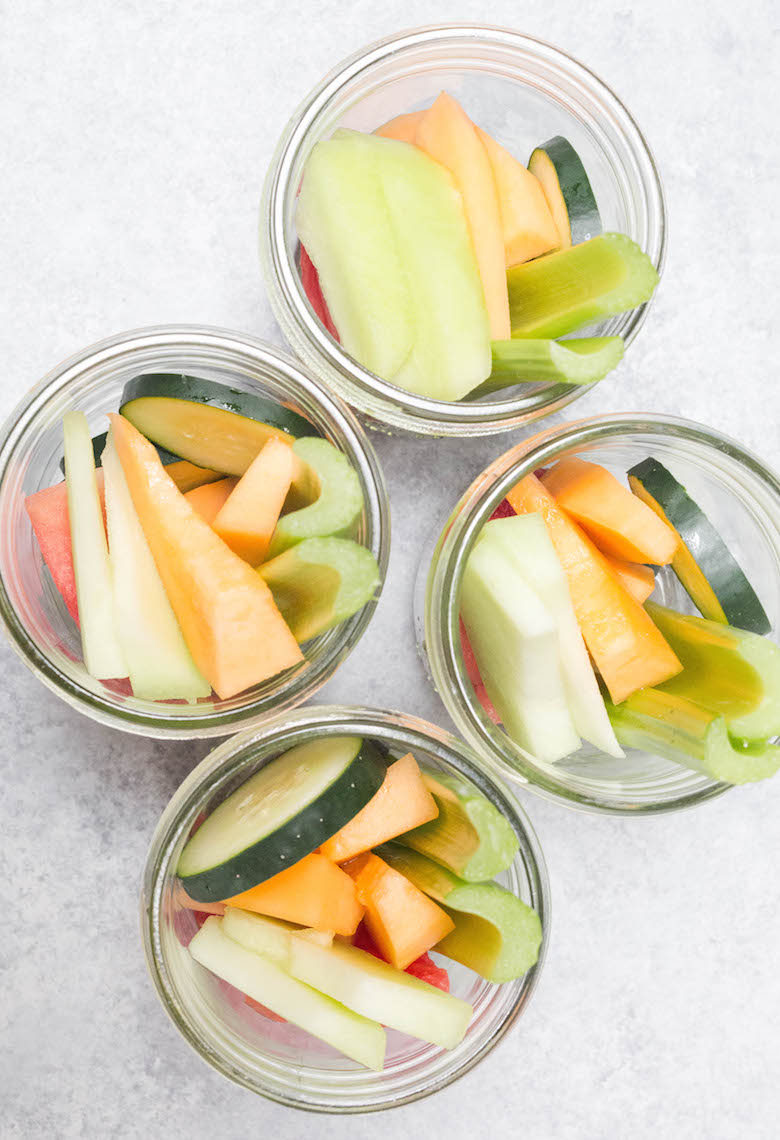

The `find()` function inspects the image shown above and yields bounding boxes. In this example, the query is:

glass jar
[417,414,780,813]
[142,704,549,1112]
[261,24,666,437]
[0,326,389,737]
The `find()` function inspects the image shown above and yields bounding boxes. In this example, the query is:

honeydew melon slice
[62,411,127,680]
[189,916,385,1070]
[477,514,623,758]
[102,434,210,701]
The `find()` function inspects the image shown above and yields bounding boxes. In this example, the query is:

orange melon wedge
[109,414,303,699]
[213,438,298,566]
[184,477,238,526]
[375,110,425,143]
[475,127,560,267]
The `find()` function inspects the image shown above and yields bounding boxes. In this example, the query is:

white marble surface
[2,2,779,1137]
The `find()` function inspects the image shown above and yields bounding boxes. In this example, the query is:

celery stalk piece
[647,603,780,741]
[507,233,659,339]
[268,438,363,559]
[62,411,127,680]
[606,688,780,785]
[258,537,379,642]
[189,917,385,1070]
[378,843,542,983]
[395,770,519,882]
[102,434,210,701]
[468,336,624,397]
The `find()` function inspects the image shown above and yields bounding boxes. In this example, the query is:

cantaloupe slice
[219,852,364,936]
[475,127,560,267]
[506,474,682,704]
[184,478,238,526]
[375,110,425,143]
[414,92,511,340]
[541,458,679,565]
[344,853,454,970]
[319,753,439,863]
[108,414,303,699]
[606,556,655,604]
[213,438,298,565]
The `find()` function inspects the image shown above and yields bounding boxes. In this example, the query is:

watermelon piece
[351,923,450,994]
[300,244,340,340]
[489,498,516,521]
[244,994,287,1023]
[25,473,106,625]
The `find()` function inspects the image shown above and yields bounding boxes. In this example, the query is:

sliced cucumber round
[628,457,770,635]
[528,136,601,248]
[177,736,386,902]
[119,374,319,477]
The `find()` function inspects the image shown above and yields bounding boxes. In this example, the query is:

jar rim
[0,324,390,738]
[261,23,668,436]
[141,704,551,1111]
[421,412,780,813]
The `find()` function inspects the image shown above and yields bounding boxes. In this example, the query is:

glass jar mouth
[0,325,390,738]
[261,23,667,436]
[421,413,780,814]
[141,704,550,1112]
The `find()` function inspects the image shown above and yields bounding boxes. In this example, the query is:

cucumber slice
[606,688,780,785]
[479,514,623,757]
[189,916,385,1070]
[507,233,659,339]
[647,603,780,741]
[395,771,518,882]
[296,133,415,380]
[267,437,363,560]
[60,431,222,493]
[628,458,770,635]
[287,933,473,1050]
[378,844,542,983]
[258,537,380,642]
[102,435,210,701]
[468,337,624,397]
[460,523,580,762]
[62,411,127,680]
[119,374,318,477]
[177,736,386,902]
[528,136,601,248]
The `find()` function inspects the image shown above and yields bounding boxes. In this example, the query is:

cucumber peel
[628,457,770,635]
[177,736,386,902]
[606,688,780,785]
[507,233,659,339]
[395,770,519,882]
[647,603,780,741]
[379,843,542,983]
[258,537,380,642]
[468,337,624,397]
[528,136,601,247]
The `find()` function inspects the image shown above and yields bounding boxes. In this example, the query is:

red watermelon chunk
[24,472,106,625]
[300,245,340,341]
[489,498,515,520]
[244,994,287,1023]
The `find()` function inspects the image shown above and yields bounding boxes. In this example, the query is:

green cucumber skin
[530,136,601,245]
[120,374,319,440]
[59,431,180,474]
[178,741,386,903]
[628,458,770,635]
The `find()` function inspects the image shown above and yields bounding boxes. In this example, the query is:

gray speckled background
[2,2,779,1137]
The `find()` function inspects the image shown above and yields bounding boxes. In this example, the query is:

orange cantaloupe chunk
[506,474,682,704]
[319,753,439,864]
[541,458,679,565]
[414,92,511,340]
[606,556,656,604]
[184,477,239,525]
[213,438,297,565]
[475,127,560,267]
[109,414,303,699]
[344,853,455,970]
[176,883,226,916]
[219,853,364,936]
[375,110,425,143]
